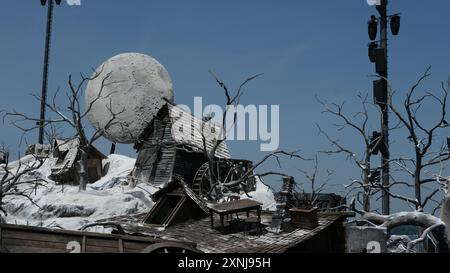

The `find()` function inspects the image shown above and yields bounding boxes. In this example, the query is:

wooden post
[81,235,86,253]
[118,238,124,253]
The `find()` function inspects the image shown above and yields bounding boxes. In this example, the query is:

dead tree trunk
[78,149,89,191]
[354,194,450,252]
[442,194,450,247]
[5,71,121,192]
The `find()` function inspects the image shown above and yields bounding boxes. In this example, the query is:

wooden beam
[81,235,86,253]
[118,238,124,253]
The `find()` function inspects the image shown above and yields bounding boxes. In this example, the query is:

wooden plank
[0,224,97,239]
[0,223,197,252]
[86,237,119,248]
[118,239,124,253]
[2,229,81,244]
[122,240,152,251]
[123,248,143,253]
[81,235,86,253]
[2,238,70,250]
[85,245,119,253]
[6,245,68,253]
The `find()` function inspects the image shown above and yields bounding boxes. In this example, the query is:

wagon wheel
[141,242,203,253]
[192,161,245,200]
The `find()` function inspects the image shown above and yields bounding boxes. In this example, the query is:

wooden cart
[0,223,201,253]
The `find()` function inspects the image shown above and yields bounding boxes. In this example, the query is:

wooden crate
[289,207,319,230]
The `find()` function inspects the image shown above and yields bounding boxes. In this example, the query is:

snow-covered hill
[2,154,276,231]
[2,154,158,231]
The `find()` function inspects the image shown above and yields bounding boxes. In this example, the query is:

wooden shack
[131,103,230,188]
[25,144,52,158]
[143,177,209,227]
[50,138,106,185]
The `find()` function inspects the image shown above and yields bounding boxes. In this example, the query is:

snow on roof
[54,138,80,152]
[168,104,230,159]
[52,138,106,172]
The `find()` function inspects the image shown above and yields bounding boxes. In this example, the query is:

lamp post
[38,0,61,145]
[367,0,401,215]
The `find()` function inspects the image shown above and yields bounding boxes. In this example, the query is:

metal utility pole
[38,0,61,144]
[377,0,390,216]
[367,0,400,215]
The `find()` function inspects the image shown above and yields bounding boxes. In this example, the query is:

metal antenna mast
[367,0,401,215]
[38,0,61,144]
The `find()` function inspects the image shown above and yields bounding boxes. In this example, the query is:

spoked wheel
[192,161,246,200]
[141,242,203,253]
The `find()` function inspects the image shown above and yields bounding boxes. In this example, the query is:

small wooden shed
[143,177,209,227]
[131,103,230,188]
[50,138,106,185]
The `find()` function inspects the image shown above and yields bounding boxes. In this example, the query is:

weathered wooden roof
[209,199,262,213]
[51,138,106,173]
[52,139,79,172]
[167,104,230,159]
[54,138,79,152]
[99,212,347,253]
[151,176,210,215]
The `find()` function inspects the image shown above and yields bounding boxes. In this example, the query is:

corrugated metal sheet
[168,104,230,159]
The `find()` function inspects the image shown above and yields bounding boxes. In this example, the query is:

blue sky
[0,1,449,212]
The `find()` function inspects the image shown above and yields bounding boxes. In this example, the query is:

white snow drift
[3,154,157,231]
[2,154,277,231]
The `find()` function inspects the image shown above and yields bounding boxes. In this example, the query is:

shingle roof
[168,104,230,159]
[98,212,349,253]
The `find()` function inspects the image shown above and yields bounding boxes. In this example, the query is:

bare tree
[388,68,450,211]
[344,70,450,252]
[158,72,310,201]
[351,182,450,252]
[5,70,124,191]
[202,71,262,196]
[0,149,46,221]
[316,93,383,212]
[296,154,333,209]
[199,72,314,201]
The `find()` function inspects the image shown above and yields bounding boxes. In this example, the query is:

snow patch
[3,155,278,232]
[240,177,277,211]
[3,154,158,231]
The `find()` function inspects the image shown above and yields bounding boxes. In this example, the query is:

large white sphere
[85,53,174,143]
